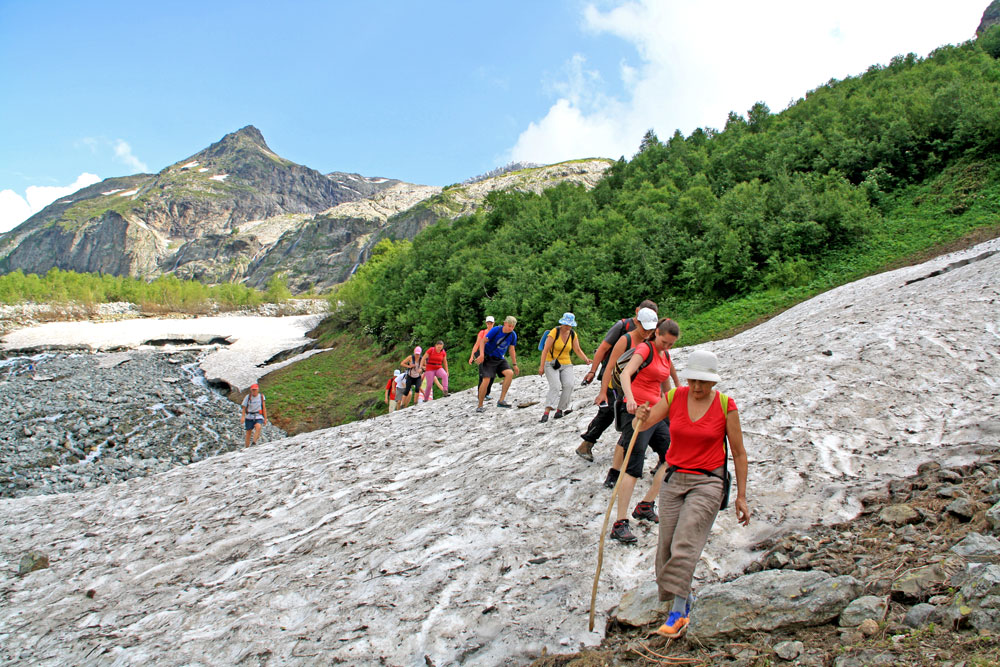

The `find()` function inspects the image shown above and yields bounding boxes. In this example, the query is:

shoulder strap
[667,387,676,406]
[719,392,729,418]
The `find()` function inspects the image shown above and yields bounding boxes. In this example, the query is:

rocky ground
[0,349,284,498]
[533,456,1000,667]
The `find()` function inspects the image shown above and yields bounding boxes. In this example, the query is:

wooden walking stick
[588,406,647,632]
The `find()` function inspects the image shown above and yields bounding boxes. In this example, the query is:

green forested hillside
[331,38,1000,359]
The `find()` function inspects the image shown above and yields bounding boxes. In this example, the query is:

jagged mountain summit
[0,127,611,292]
[1,239,997,665]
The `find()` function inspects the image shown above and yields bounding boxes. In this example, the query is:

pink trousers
[422,368,448,400]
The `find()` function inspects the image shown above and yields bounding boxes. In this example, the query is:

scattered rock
[611,581,666,627]
[946,498,977,521]
[903,602,938,628]
[839,595,888,627]
[891,557,964,602]
[18,551,49,575]
[950,532,1000,560]
[858,618,880,637]
[773,639,803,660]
[879,504,921,526]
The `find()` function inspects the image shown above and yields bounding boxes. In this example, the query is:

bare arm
[509,345,518,373]
[620,351,647,413]
[584,340,612,382]
[670,365,681,390]
[442,354,449,374]
[261,398,267,424]
[539,334,554,375]
[571,335,590,365]
[471,335,486,363]
[727,408,750,526]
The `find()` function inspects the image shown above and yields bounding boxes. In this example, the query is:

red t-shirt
[666,387,738,472]
[385,377,396,400]
[424,348,447,371]
[630,342,672,406]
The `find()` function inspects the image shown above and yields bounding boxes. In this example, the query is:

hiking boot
[610,519,637,543]
[497,400,512,408]
[576,441,594,462]
[475,406,486,413]
[655,611,689,638]
[632,501,658,523]
[553,409,564,419]
[562,408,573,416]
[540,412,549,423]
[603,468,620,489]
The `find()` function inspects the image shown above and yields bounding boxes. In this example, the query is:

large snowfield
[1,239,998,666]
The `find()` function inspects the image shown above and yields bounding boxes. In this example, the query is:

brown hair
[656,318,679,337]
[638,299,658,313]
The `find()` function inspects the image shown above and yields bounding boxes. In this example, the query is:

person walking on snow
[241,383,267,447]
[471,316,519,412]
[398,347,424,409]
[385,370,401,412]
[609,318,681,544]
[576,300,658,461]
[469,315,496,400]
[634,350,750,638]
[538,312,590,422]
[420,340,450,402]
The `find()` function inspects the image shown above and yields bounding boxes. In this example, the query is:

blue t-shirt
[484,326,517,358]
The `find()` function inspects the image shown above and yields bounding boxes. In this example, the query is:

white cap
[637,307,658,330]
[486,315,495,322]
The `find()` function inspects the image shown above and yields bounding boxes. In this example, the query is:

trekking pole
[588,405,647,632]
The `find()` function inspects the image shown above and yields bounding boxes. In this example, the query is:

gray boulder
[891,557,964,602]
[839,595,888,627]
[612,581,668,627]
[986,500,1000,533]
[946,564,1000,632]
[688,570,862,640]
[879,504,921,526]
[903,602,939,628]
[950,532,1000,560]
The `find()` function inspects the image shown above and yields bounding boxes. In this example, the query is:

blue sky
[0,0,990,231]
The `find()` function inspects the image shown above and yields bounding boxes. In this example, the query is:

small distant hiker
[576,301,659,462]
[385,370,402,413]
[538,312,590,422]
[634,349,750,638]
[241,383,267,447]
[421,340,450,402]
[469,315,496,400]
[399,347,424,409]
[394,369,408,411]
[472,316,519,412]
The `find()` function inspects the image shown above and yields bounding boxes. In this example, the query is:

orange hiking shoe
[655,611,689,638]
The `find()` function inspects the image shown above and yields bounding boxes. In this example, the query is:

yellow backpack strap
[719,392,729,418]
[667,387,676,407]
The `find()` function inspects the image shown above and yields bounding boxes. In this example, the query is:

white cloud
[509,0,987,164]
[113,139,149,173]
[77,136,149,173]
[0,173,101,233]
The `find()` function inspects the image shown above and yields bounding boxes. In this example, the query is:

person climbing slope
[241,383,267,448]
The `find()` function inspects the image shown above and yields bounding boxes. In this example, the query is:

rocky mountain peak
[180,124,287,171]
[977,0,1000,34]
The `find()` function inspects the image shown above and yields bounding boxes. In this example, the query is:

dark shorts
[245,417,263,431]
[402,374,422,395]
[480,356,511,380]
[617,419,670,478]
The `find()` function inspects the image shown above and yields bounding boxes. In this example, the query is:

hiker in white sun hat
[634,348,749,639]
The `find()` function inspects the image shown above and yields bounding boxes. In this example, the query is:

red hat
[250,383,259,389]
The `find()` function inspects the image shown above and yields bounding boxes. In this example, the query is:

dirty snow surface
[1,314,325,393]
[2,240,999,666]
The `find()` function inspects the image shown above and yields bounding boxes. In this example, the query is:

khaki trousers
[656,469,723,601]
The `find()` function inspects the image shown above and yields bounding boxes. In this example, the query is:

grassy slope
[261,158,1000,433]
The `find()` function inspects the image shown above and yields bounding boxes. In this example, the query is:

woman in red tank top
[636,349,750,639]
